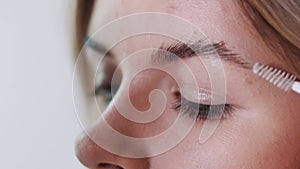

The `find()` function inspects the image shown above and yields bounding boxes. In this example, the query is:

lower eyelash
[171,92,233,121]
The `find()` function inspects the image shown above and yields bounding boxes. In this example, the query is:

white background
[0,1,85,168]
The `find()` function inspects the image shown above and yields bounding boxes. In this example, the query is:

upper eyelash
[95,85,113,101]
[171,92,233,120]
[94,84,119,100]
[96,84,234,121]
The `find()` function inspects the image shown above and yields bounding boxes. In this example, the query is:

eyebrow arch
[153,40,251,69]
[84,37,251,69]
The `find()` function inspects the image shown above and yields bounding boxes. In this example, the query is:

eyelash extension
[171,92,233,121]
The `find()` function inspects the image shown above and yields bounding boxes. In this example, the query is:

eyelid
[172,93,233,120]
[180,85,227,105]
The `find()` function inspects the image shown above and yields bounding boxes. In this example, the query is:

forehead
[87,0,276,66]
[88,0,239,36]
[90,0,247,42]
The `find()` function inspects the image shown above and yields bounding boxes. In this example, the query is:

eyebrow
[84,37,110,55]
[84,37,251,69]
[153,40,251,69]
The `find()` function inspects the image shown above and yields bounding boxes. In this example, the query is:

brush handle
[292,81,300,94]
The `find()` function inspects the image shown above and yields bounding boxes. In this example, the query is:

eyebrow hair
[153,40,251,69]
[84,37,251,69]
[84,37,109,55]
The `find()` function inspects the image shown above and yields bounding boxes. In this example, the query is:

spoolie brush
[252,62,300,94]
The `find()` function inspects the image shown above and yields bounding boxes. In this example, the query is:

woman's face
[75,0,300,168]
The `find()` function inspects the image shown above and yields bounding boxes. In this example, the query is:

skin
[75,0,300,168]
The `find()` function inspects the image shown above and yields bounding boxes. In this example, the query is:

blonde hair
[76,0,300,75]
[238,0,300,75]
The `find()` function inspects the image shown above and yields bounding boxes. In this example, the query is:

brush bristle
[252,62,296,91]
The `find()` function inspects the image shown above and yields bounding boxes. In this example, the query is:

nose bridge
[104,69,166,136]
[128,71,156,111]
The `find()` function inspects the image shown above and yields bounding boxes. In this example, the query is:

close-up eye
[95,83,119,103]
[93,55,122,110]
[94,67,122,110]
[171,92,234,120]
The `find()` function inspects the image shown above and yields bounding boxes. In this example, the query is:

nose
[75,102,152,168]
[75,131,150,169]
[75,70,168,168]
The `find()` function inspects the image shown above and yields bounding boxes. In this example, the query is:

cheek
[236,114,300,168]
[235,80,300,161]
[218,106,300,167]
[148,107,300,169]
[223,68,300,166]
[148,121,249,169]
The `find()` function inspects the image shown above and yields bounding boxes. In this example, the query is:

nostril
[98,163,124,169]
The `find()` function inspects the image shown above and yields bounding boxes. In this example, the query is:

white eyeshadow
[192,90,212,102]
